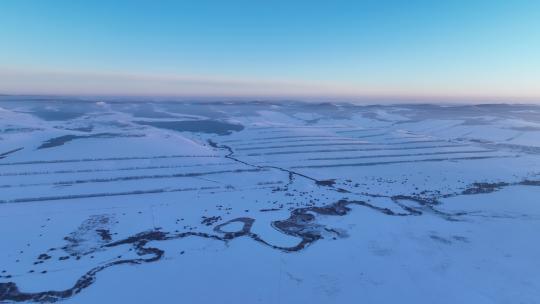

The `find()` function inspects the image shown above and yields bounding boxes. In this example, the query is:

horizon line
[1,92,539,106]
[1,67,539,104]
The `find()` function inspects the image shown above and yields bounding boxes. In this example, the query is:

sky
[1,0,539,102]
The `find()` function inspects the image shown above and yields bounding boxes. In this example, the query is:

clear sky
[1,0,539,102]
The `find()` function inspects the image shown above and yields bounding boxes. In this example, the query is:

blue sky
[1,0,539,101]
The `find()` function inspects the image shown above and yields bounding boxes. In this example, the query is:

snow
[1,98,540,303]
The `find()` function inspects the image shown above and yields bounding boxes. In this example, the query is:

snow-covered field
[1,98,539,303]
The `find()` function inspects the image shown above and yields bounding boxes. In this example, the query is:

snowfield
[1,98,540,303]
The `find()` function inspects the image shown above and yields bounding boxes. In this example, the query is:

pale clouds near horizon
[1,67,539,103]
[0,67,349,97]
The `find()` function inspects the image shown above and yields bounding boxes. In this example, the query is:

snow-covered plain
[1,98,539,303]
